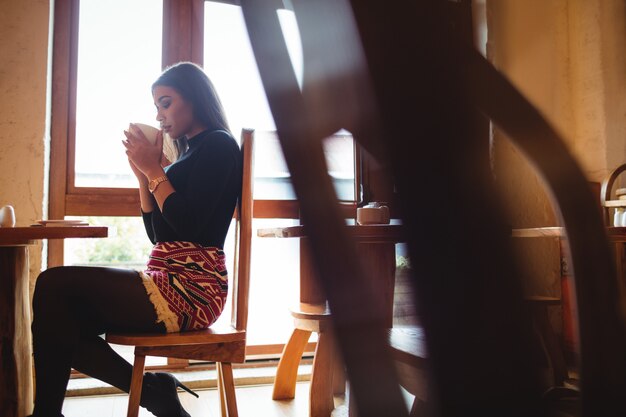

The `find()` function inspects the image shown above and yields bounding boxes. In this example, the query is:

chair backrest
[231,128,254,331]
[601,163,626,226]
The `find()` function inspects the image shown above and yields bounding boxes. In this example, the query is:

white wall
[488,0,626,228]
[486,0,626,342]
[0,0,51,287]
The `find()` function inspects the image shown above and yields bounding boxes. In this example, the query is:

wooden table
[513,225,626,240]
[511,226,626,387]
[0,226,108,417]
[258,224,405,417]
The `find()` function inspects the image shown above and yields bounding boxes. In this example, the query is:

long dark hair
[152,62,231,158]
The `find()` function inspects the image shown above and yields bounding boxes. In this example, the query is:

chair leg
[310,330,335,417]
[273,328,312,400]
[127,354,146,417]
[218,362,238,417]
[332,345,346,395]
[217,363,227,417]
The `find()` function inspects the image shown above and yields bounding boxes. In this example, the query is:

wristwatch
[148,175,169,193]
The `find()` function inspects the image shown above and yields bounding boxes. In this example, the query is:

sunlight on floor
[64,382,332,417]
[63,381,415,417]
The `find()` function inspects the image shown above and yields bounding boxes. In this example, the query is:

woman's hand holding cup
[123,123,166,183]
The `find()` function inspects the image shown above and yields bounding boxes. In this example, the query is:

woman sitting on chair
[30,62,243,417]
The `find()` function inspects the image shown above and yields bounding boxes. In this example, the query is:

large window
[50,0,359,359]
[52,0,359,217]
[73,0,162,189]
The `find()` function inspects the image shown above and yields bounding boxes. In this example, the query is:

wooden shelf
[602,200,626,208]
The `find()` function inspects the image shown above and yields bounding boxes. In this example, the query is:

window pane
[64,216,153,268]
[203,2,296,135]
[204,2,355,201]
[213,218,303,347]
[248,219,300,346]
[74,0,163,188]
[324,131,356,201]
[253,130,355,201]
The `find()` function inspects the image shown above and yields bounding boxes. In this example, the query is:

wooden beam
[162,0,204,67]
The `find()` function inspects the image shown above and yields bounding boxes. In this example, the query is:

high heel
[172,375,199,398]
[141,372,198,417]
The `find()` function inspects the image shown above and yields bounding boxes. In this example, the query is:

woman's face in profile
[153,85,203,139]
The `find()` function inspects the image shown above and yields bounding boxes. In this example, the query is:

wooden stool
[273,303,345,417]
[265,228,403,417]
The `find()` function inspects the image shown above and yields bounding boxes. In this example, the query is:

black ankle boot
[140,372,198,417]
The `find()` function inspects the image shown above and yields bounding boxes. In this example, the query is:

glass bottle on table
[614,208,622,227]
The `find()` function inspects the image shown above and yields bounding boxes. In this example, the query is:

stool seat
[290,302,331,320]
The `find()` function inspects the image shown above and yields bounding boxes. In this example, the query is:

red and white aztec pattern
[140,241,228,332]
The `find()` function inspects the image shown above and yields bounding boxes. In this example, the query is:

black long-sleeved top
[142,129,242,248]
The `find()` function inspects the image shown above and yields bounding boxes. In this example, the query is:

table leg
[0,246,34,417]
[357,242,397,327]
[310,330,336,417]
[347,242,396,417]
[273,328,312,400]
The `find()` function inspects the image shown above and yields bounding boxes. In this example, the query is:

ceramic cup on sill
[356,202,390,225]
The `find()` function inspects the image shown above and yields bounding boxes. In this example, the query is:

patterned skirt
[138,241,228,333]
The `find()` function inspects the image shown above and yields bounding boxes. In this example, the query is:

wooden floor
[62,382,347,417]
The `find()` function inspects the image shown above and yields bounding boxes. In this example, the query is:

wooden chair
[244,0,626,414]
[601,163,626,226]
[106,128,255,417]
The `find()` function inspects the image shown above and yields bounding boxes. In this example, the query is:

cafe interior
[3,1,626,416]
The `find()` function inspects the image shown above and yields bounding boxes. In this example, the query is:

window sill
[66,359,313,397]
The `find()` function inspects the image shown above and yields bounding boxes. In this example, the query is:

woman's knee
[32,267,68,310]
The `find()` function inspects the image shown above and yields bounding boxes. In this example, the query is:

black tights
[31,266,165,417]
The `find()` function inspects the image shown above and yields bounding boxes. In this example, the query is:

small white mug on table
[356,202,390,225]
[0,205,16,227]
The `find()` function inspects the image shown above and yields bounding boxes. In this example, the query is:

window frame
[50,0,362,365]
[50,0,361,268]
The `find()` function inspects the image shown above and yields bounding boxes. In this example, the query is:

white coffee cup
[129,123,159,145]
[356,202,390,225]
[0,205,16,227]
